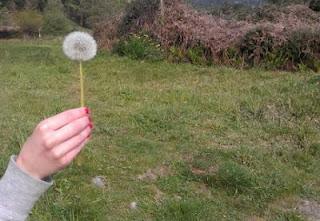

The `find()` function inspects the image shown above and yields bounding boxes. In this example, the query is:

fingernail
[87,134,91,139]
[89,123,93,129]
[85,107,90,114]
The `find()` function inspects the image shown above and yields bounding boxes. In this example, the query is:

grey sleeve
[0,156,53,221]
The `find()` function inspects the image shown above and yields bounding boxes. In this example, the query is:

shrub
[168,46,187,63]
[187,45,210,65]
[275,29,320,71]
[310,0,320,11]
[168,44,210,65]
[14,10,43,36]
[0,7,13,26]
[113,33,163,61]
[239,27,275,67]
[118,0,160,35]
[0,7,19,38]
[309,143,320,156]
[97,0,320,71]
[221,47,244,67]
[42,0,75,36]
[42,12,74,36]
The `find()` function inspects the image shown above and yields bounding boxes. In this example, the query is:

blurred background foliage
[0,0,319,71]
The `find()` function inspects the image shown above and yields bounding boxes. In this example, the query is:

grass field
[0,39,319,221]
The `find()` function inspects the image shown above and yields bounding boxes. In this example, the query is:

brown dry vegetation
[94,0,320,70]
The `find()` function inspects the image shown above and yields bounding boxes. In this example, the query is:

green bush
[167,45,211,65]
[222,47,244,67]
[239,27,275,67]
[310,0,320,11]
[275,29,320,71]
[0,7,19,38]
[113,33,164,61]
[15,10,44,36]
[168,46,187,63]
[232,28,320,71]
[42,12,74,36]
[187,45,210,65]
[0,7,12,26]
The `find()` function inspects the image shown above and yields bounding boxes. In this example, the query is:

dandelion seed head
[63,31,97,61]
[129,202,138,209]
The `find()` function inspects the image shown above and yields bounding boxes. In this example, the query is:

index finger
[44,107,89,130]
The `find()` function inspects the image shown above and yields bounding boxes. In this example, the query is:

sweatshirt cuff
[0,155,53,219]
[8,155,53,190]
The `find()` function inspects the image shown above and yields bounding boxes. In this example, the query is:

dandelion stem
[80,61,85,107]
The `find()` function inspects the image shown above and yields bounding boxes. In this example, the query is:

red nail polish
[89,123,93,129]
[87,134,91,139]
[85,107,90,114]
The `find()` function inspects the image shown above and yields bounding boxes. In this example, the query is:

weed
[114,33,164,61]
[216,161,254,193]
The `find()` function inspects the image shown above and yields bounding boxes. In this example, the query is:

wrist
[16,155,43,180]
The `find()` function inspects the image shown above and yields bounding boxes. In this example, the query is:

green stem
[80,61,84,107]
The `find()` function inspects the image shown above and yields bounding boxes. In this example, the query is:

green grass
[0,39,319,221]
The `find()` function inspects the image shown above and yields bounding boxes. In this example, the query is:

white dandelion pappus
[63,31,97,61]
[129,202,138,209]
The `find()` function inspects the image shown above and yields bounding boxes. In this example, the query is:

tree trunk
[79,0,85,27]
[80,13,84,27]
[160,0,164,17]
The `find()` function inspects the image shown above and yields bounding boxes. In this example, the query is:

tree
[61,0,88,26]
[62,0,126,27]
[45,0,64,12]
[42,0,73,35]
[24,0,48,11]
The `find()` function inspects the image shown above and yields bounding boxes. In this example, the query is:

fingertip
[84,107,91,115]
[67,107,88,116]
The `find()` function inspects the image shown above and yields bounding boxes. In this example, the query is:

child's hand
[16,107,93,180]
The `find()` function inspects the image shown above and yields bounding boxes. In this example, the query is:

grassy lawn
[0,39,319,221]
